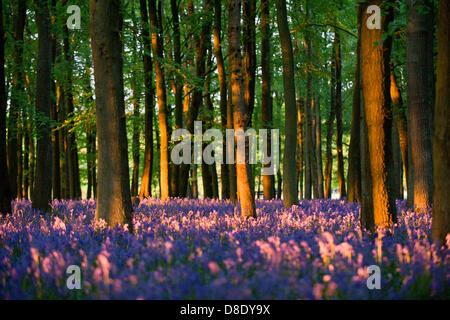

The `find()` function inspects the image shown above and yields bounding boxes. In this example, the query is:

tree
[432,0,449,245]
[227,0,256,218]
[276,0,298,207]
[261,0,275,199]
[138,0,154,199]
[347,5,362,203]
[406,0,434,209]
[148,0,169,201]
[90,0,133,228]
[32,0,53,212]
[0,0,12,214]
[360,0,396,228]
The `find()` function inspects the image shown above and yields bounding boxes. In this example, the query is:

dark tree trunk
[276,0,298,207]
[432,0,450,245]
[51,0,60,200]
[406,0,434,209]
[360,0,396,228]
[0,1,12,214]
[32,0,53,211]
[324,43,336,199]
[7,0,26,200]
[243,0,256,127]
[213,0,230,200]
[90,0,133,228]
[315,94,324,198]
[347,6,362,203]
[138,0,154,199]
[261,0,274,200]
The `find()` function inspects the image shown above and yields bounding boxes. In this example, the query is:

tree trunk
[276,0,298,207]
[227,0,256,218]
[7,0,26,200]
[324,43,336,199]
[138,0,154,199]
[406,0,434,209]
[315,94,324,198]
[261,0,274,200]
[213,0,230,200]
[347,6,362,203]
[148,0,169,201]
[296,99,304,200]
[334,30,346,199]
[131,4,140,198]
[90,0,133,228]
[32,0,53,211]
[432,0,450,245]
[360,0,396,228]
[0,1,12,214]
[243,0,256,126]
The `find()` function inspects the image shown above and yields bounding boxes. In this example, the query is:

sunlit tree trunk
[432,0,450,245]
[149,0,169,201]
[276,0,298,207]
[32,0,53,211]
[296,99,304,200]
[0,2,11,214]
[406,0,434,209]
[90,0,133,228]
[138,0,154,199]
[360,0,396,228]
[227,0,256,217]
[347,6,362,203]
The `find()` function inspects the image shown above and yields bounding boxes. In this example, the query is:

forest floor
[0,198,448,299]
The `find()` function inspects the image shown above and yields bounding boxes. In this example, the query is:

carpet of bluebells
[0,198,449,299]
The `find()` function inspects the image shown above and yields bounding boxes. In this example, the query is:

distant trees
[90,0,133,228]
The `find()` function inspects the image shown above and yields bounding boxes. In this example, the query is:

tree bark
[315,94,324,198]
[406,0,434,209]
[296,99,304,200]
[334,30,346,199]
[148,0,169,201]
[432,0,450,245]
[360,0,396,228]
[0,1,12,214]
[227,0,256,218]
[138,0,154,199]
[32,0,53,211]
[90,0,133,228]
[261,0,275,200]
[347,6,362,203]
[276,0,298,207]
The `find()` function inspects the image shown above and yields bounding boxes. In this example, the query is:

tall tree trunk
[227,0,256,218]
[261,0,274,200]
[148,0,169,201]
[392,120,402,200]
[334,30,346,198]
[324,43,336,199]
[347,6,362,203]
[227,78,237,203]
[360,0,396,228]
[138,0,154,199]
[7,0,26,200]
[32,0,53,211]
[296,99,304,200]
[406,0,434,209]
[276,0,298,207]
[432,0,450,245]
[213,0,230,200]
[243,0,256,126]
[390,67,408,196]
[0,1,12,214]
[315,94,324,198]
[90,0,133,228]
